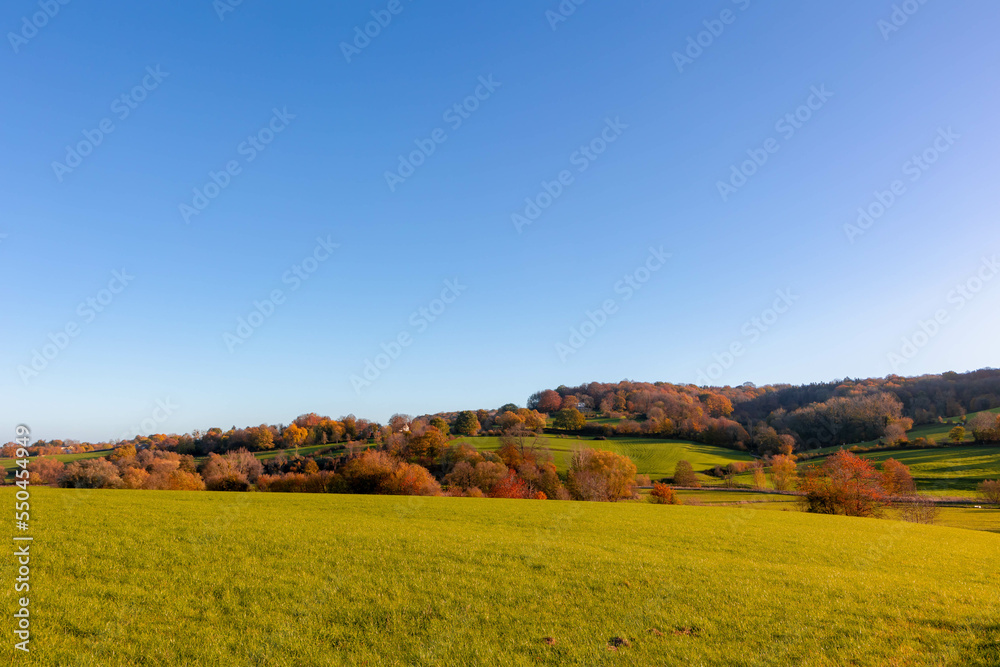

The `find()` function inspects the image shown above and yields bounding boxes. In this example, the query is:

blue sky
[2,0,998,442]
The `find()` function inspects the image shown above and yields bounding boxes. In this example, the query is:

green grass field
[457,435,750,481]
[789,446,1000,495]
[676,490,1000,534]
[4,488,998,666]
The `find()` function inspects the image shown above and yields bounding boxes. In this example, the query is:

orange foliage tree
[800,450,889,517]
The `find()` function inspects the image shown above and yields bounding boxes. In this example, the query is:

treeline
[24,417,645,504]
[529,368,1000,452]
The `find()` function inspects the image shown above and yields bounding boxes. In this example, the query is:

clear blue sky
[2,0,998,442]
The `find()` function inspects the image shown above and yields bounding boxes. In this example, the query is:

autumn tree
[282,423,308,449]
[245,425,275,451]
[672,460,699,487]
[496,410,524,432]
[948,426,966,443]
[568,449,637,501]
[768,454,798,491]
[529,389,562,414]
[800,450,889,517]
[108,443,136,462]
[700,393,734,418]
[880,458,915,496]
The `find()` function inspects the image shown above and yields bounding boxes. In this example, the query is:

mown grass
[2,488,998,666]
[459,435,750,481]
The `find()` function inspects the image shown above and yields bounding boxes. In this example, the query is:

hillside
[456,435,750,481]
[6,488,998,666]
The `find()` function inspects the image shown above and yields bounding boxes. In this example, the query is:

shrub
[206,473,250,492]
[649,483,680,505]
[61,459,122,489]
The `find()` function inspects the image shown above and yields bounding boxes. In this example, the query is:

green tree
[553,407,586,430]
[454,411,481,436]
[948,426,966,443]
[673,460,699,487]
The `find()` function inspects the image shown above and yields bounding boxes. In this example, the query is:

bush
[649,483,680,505]
[206,473,250,492]
[61,459,122,489]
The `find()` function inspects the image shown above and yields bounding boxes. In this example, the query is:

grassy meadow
[458,435,750,481]
[3,487,999,666]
